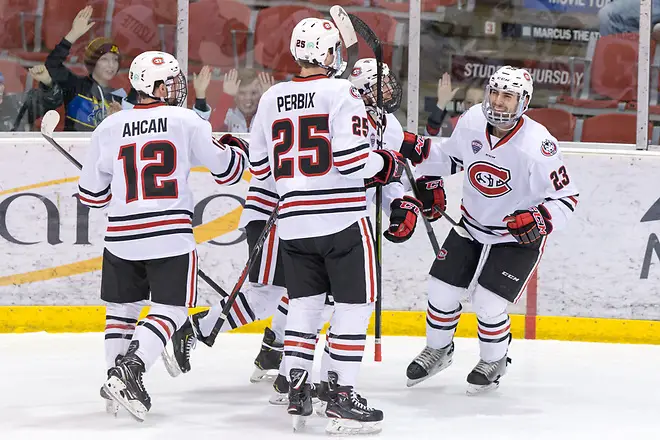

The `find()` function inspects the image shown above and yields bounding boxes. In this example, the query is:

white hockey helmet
[482,66,533,129]
[129,51,187,107]
[349,58,402,114]
[290,18,343,76]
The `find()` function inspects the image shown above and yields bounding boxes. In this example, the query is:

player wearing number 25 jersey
[248,17,403,435]
[77,51,246,422]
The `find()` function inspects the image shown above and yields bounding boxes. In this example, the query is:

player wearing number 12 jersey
[248,18,402,435]
[77,51,246,422]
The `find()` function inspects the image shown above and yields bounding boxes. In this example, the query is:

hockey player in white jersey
[247,17,404,434]
[399,66,579,394]
[77,50,247,421]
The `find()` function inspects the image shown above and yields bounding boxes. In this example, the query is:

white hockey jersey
[78,102,247,260]
[248,74,385,240]
[239,111,405,227]
[416,104,579,245]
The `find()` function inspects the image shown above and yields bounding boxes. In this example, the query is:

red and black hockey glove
[414,175,446,222]
[366,149,404,187]
[218,134,249,155]
[503,205,553,245]
[384,196,422,243]
[399,131,431,166]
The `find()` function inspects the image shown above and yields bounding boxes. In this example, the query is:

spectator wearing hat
[0,65,63,131]
[45,6,125,131]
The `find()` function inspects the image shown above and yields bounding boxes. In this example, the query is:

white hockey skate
[406,342,454,387]
[466,355,511,395]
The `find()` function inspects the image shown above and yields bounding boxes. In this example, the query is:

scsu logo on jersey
[468,161,512,198]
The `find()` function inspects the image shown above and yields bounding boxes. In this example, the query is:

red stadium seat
[188,0,251,70]
[526,108,576,142]
[0,0,38,51]
[349,11,398,67]
[253,6,323,77]
[554,33,656,114]
[580,113,651,144]
[0,59,28,93]
[111,1,162,59]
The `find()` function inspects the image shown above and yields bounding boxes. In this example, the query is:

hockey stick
[330,6,359,79]
[341,13,384,361]
[204,202,280,346]
[39,110,231,298]
[402,163,441,254]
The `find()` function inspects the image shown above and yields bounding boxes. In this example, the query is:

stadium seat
[0,0,38,51]
[16,0,110,64]
[526,108,576,142]
[553,33,657,115]
[0,59,28,93]
[349,11,398,67]
[188,0,251,71]
[111,1,162,60]
[253,6,323,78]
[580,113,651,144]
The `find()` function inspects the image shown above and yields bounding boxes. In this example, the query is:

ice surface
[1,333,659,439]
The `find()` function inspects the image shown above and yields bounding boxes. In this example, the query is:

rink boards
[1,133,659,344]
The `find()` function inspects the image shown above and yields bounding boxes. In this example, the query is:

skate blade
[313,399,327,418]
[268,392,289,405]
[103,377,148,422]
[160,347,182,378]
[325,418,382,436]
[105,399,119,416]
[291,414,309,432]
[466,381,500,395]
[406,358,453,388]
[250,368,278,383]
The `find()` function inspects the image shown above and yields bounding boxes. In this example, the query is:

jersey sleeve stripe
[211,149,236,179]
[334,152,369,167]
[78,193,112,208]
[332,143,370,158]
[79,184,110,197]
[337,164,366,175]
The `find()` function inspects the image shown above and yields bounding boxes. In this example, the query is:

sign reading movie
[450,55,585,91]
[523,0,613,13]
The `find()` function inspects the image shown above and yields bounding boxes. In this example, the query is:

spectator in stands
[1,65,63,132]
[598,0,660,37]
[211,68,274,133]
[425,73,484,137]
[45,6,125,131]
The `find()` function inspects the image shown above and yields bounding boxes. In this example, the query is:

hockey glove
[399,131,431,166]
[367,149,404,187]
[414,175,446,222]
[384,196,422,243]
[218,134,249,155]
[503,205,553,245]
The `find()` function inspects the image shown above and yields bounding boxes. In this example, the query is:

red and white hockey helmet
[129,51,187,107]
[349,58,402,114]
[482,66,533,129]
[289,18,343,76]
